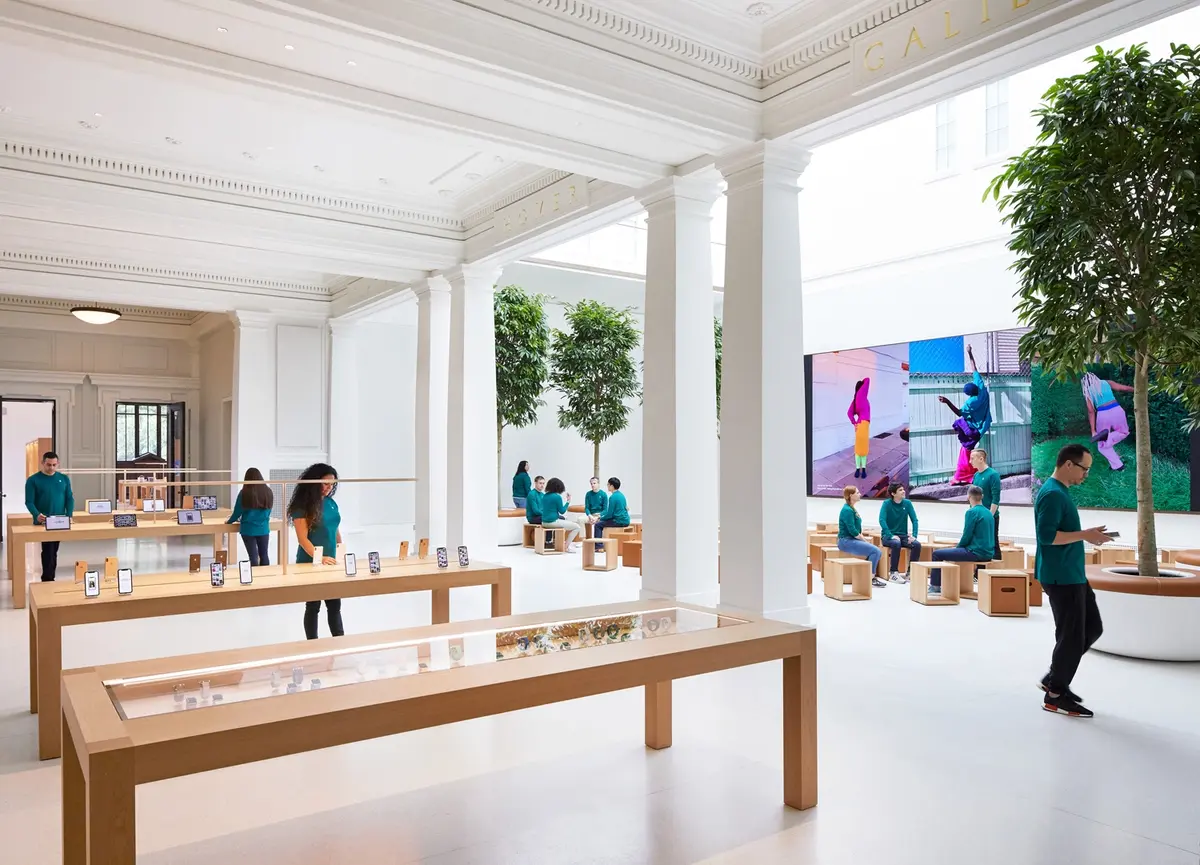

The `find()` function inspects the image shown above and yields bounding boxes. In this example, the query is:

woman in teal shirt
[512,460,533,509]
[541,477,581,551]
[226,467,274,566]
[288,462,343,639]
[836,485,885,588]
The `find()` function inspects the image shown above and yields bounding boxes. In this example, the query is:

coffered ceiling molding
[0,292,203,324]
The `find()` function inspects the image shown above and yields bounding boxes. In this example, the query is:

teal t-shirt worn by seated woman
[838,503,862,540]
[293,495,341,563]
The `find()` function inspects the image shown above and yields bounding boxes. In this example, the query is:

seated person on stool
[584,477,608,528]
[524,476,546,525]
[837,485,887,589]
[592,477,630,538]
[930,484,995,594]
[879,482,921,584]
[541,477,581,552]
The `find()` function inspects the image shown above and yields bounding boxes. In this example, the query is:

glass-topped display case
[105,606,747,719]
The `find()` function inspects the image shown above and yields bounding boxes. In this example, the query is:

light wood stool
[819,546,844,579]
[978,569,1029,617]
[522,523,539,549]
[993,547,1026,570]
[534,525,566,556]
[605,527,637,554]
[909,561,960,605]
[823,558,872,601]
[622,539,642,569]
[582,537,617,571]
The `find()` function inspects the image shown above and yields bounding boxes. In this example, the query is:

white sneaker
[888,572,905,583]
[568,544,580,553]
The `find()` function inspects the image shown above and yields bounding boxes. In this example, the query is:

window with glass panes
[985,79,1009,157]
[115,403,171,461]
[935,99,955,172]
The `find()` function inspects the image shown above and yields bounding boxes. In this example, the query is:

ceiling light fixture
[284,44,295,50]
[346,60,357,67]
[71,306,122,325]
[378,177,389,185]
[0,106,11,114]
[165,136,181,145]
[217,26,228,33]
[94,112,103,118]
[746,2,773,16]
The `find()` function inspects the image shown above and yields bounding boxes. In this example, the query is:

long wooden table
[30,555,511,760]
[7,514,279,610]
[61,600,815,863]
[5,508,232,577]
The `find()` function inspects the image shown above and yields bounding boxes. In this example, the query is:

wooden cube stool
[1027,571,1043,607]
[909,561,960,605]
[993,547,1026,570]
[823,558,872,601]
[582,537,617,571]
[605,527,637,554]
[534,525,566,556]
[819,546,844,579]
[522,523,539,549]
[622,539,642,569]
[978,569,1029,617]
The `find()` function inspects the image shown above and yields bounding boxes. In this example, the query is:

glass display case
[105,606,747,719]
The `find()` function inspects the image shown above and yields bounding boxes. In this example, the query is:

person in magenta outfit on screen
[847,377,872,480]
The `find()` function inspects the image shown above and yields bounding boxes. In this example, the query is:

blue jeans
[884,535,922,573]
[513,497,526,509]
[594,519,626,538]
[930,547,988,588]
[837,538,882,574]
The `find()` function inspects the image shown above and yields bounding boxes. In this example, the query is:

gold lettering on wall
[945,10,961,37]
[904,27,926,57]
[1012,0,1029,6]
[982,0,991,22]
[864,40,885,70]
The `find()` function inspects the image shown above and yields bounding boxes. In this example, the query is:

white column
[230,310,274,478]
[445,264,502,552]
[717,141,812,624]
[327,317,361,522]
[640,176,722,605]
[414,276,451,544]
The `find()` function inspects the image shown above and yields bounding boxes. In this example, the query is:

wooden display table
[7,514,275,610]
[909,562,960,605]
[29,556,511,760]
[61,600,817,863]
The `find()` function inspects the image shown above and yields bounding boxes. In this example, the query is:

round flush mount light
[346,60,357,67]
[217,26,228,33]
[71,306,122,325]
[242,151,256,160]
[284,44,295,50]
[165,136,181,145]
[746,2,773,16]
[378,177,389,185]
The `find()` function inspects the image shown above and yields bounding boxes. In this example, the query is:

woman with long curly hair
[288,463,344,639]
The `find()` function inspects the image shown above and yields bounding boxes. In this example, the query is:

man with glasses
[1035,444,1113,719]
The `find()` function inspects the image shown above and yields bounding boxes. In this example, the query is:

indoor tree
[986,43,1200,577]
[494,285,550,507]
[549,299,641,477]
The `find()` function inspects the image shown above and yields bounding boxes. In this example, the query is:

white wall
[0,399,54,517]
[198,319,235,504]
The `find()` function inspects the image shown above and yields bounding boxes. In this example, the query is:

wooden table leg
[783,636,818,810]
[431,588,450,624]
[13,540,27,609]
[29,609,38,713]
[62,714,85,865]
[491,575,512,617]
[87,749,136,864]
[645,681,672,750]
[278,526,288,574]
[38,617,64,760]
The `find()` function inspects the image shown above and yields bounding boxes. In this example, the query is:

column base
[639,587,721,609]
[714,600,813,626]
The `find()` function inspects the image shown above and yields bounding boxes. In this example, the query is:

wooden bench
[60,601,818,863]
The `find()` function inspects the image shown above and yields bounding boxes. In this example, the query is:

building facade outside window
[985,79,1010,157]
[935,98,956,172]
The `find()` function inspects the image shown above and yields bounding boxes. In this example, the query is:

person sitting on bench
[541,477,581,552]
[524,476,546,525]
[592,477,630,539]
[837,485,887,589]
[879,483,921,584]
[930,485,995,593]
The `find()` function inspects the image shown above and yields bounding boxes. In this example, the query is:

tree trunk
[593,440,600,480]
[497,418,504,510]
[1133,352,1159,577]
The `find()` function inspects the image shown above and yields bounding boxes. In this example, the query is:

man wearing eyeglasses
[1034,444,1113,719]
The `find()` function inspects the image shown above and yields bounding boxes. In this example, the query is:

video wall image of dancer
[1030,363,1192,511]
[809,343,910,498]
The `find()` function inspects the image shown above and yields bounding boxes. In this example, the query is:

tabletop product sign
[458,545,469,567]
[436,546,449,569]
[117,568,133,596]
[83,570,100,599]
[194,496,218,511]
[177,509,202,525]
[344,552,357,576]
[86,499,113,515]
[188,554,202,574]
[238,560,252,585]
[368,551,381,574]
[45,515,71,531]
[113,513,138,528]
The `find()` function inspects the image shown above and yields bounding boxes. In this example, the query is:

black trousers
[40,541,60,581]
[993,510,1001,559]
[242,534,270,567]
[304,599,343,640]
[1043,582,1104,693]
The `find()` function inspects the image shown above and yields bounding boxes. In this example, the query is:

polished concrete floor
[1,534,1198,864]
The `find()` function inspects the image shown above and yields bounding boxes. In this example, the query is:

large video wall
[805,329,1200,512]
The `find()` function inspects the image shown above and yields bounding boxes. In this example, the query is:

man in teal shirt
[1036,444,1113,719]
[593,477,629,538]
[524,476,546,524]
[970,448,1003,557]
[25,450,74,582]
[879,483,921,583]
[929,485,994,591]
[584,477,608,522]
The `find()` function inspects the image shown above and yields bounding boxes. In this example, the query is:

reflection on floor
[1,534,1198,864]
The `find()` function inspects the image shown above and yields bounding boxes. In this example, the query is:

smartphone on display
[210,562,225,588]
[345,552,357,576]
[436,546,449,569]
[368,551,381,574]
[117,568,133,595]
[457,545,469,567]
[113,513,137,528]
[239,560,253,585]
[84,570,100,598]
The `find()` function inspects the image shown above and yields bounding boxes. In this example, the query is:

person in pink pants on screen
[1081,372,1133,471]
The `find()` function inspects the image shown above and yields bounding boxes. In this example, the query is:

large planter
[1087,564,1200,661]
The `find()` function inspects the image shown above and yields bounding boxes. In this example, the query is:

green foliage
[549,300,641,452]
[714,317,723,419]
[494,285,550,432]
[985,43,1200,427]
[1031,437,1191,511]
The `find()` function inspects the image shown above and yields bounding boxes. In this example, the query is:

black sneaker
[1039,676,1083,704]
[1042,694,1094,719]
